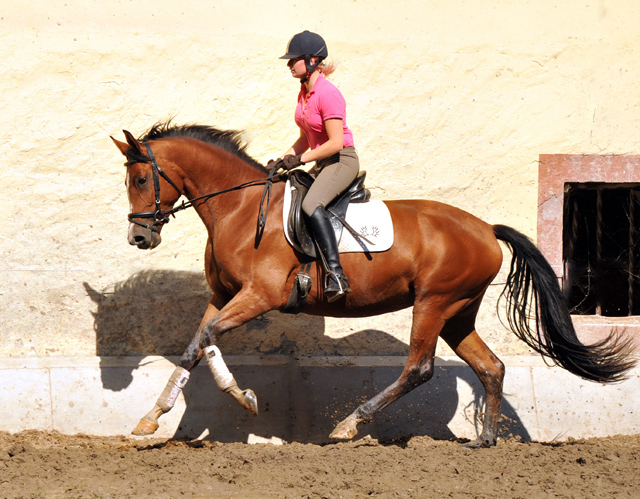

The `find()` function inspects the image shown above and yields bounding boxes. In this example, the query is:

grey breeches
[301,146,360,217]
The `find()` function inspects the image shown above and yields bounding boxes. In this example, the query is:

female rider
[274,30,359,303]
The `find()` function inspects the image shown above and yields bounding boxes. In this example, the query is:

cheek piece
[301,54,322,83]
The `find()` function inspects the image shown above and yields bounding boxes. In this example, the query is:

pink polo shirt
[294,74,355,150]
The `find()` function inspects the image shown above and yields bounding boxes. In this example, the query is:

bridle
[127,142,284,239]
[127,143,182,232]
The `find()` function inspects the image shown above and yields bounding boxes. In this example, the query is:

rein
[127,142,284,236]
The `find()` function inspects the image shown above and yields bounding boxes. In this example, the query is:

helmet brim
[279,53,300,60]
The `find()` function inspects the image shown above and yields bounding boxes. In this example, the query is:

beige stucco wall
[2,0,640,359]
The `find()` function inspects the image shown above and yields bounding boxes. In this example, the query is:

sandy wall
[2,0,640,359]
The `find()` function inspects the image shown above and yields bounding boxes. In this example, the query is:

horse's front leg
[132,287,273,436]
[198,291,272,416]
[201,344,258,416]
[132,301,220,436]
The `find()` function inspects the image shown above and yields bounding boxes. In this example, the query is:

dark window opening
[563,183,640,316]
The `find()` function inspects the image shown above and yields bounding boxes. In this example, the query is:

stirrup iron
[324,271,351,302]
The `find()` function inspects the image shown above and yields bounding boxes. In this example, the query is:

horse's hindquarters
[304,199,502,317]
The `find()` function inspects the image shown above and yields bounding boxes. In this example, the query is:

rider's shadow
[85,270,530,443]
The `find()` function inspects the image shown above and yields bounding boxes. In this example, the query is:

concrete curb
[1,356,638,443]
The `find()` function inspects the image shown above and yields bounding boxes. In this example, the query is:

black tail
[493,224,636,382]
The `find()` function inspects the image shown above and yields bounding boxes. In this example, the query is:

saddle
[286,170,371,259]
[282,170,394,314]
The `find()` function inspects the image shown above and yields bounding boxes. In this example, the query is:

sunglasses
[287,56,305,68]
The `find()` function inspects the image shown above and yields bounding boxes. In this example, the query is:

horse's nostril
[134,235,147,244]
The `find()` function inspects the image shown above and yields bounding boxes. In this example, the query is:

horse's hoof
[462,437,496,449]
[242,389,259,417]
[228,386,259,416]
[132,419,159,436]
[329,415,359,440]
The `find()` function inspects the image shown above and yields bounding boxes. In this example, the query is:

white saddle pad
[283,179,394,253]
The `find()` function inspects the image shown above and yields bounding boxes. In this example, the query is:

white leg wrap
[203,345,236,392]
[156,366,190,413]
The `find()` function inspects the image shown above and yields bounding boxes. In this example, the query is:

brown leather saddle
[286,170,371,258]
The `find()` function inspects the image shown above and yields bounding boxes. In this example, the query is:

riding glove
[282,154,305,170]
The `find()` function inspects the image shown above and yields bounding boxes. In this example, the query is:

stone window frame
[537,154,640,344]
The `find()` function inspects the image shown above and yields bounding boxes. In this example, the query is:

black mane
[130,121,268,173]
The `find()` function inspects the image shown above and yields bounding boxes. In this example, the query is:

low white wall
[2,356,638,443]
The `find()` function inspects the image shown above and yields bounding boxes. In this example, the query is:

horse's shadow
[84,270,530,443]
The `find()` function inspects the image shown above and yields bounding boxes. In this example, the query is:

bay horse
[112,122,634,447]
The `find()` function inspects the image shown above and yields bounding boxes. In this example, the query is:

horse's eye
[137,177,148,187]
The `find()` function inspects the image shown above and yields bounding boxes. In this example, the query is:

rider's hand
[267,158,284,171]
[282,154,305,170]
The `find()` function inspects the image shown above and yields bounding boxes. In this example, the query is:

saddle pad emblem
[283,180,394,254]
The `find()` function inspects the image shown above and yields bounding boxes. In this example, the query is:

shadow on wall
[84,270,530,443]
[85,270,212,359]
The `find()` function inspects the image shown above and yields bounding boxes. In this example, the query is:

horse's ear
[83,282,103,304]
[111,130,145,158]
[111,135,130,156]
[123,130,145,155]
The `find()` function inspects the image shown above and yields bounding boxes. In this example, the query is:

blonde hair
[319,59,338,78]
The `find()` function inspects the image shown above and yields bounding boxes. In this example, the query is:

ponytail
[319,60,338,78]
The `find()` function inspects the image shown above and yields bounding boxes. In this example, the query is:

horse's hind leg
[132,302,219,436]
[330,303,444,440]
[440,312,505,448]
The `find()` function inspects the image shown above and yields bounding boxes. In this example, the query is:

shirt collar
[301,73,326,96]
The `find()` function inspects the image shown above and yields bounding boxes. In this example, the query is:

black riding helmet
[280,30,328,83]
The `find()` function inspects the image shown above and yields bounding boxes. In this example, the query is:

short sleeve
[318,88,346,121]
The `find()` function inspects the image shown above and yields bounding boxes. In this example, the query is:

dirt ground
[1,431,639,499]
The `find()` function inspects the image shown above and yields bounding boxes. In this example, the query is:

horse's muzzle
[128,223,162,250]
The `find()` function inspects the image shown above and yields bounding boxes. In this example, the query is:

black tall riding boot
[306,206,351,302]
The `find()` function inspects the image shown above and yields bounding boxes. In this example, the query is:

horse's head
[112,130,184,250]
